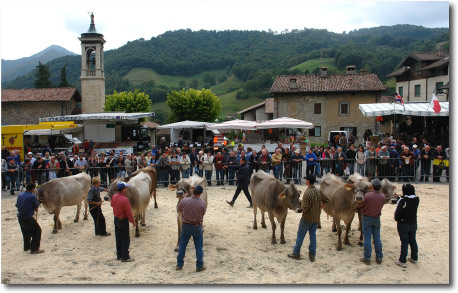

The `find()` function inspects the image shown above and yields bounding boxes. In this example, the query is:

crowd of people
[1,135,449,195]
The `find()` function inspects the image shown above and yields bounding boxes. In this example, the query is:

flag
[430,92,441,114]
[394,92,405,111]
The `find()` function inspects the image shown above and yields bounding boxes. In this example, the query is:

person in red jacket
[111,182,136,262]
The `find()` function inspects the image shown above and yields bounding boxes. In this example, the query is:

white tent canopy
[255,117,314,129]
[40,112,155,122]
[207,119,257,130]
[157,120,214,129]
[359,102,449,117]
[23,125,83,135]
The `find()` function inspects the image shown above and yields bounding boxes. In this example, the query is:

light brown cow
[124,166,158,208]
[105,171,152,237]
[169,174,208,252]
[320,173,371,250]
[35,173,90,234]
[250,170,302,244]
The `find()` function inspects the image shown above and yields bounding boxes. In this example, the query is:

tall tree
[104,89,151,112]
[34,62,53,88]
[58,64,71,87]
[166,88,222,122]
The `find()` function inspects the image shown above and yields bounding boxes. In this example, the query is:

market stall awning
[359,102,449,117]
[156,120,214,129]
[255,117,314,129]
[207,119,257,130]
[39,112,155,122]
[23,125,83,135]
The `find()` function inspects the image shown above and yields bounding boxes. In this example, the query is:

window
[309,126,321,137]
[339,102,349,115]
[398,86,403,97]
[314,103,321,114]
[415,85,421,97]
[436,82,444,94]
[340,127,357,137]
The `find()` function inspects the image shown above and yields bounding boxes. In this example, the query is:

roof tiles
[1,87,78,103]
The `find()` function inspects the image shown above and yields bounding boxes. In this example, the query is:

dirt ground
[1,182,449,284]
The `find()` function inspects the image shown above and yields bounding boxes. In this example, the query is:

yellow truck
[1,122,80,161]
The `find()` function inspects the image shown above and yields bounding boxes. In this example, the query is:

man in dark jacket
[226,157,253,208]
[419,145,433,182]
[394,184,419,268]
[432,145,446,182]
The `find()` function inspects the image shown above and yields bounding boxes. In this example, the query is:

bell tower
[79,13,106,113]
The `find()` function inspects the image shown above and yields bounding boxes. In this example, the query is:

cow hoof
[271,240,277,244]
[141,223,146,227]
[52,230,58,234]
[74,219,78,223]
[154,205,158,209]
[332,228,337,232]
[344,241,350,246]
[253,226,257,230]
[317,225,321,229]
[174,248,179,252]
[58,226,62,230]
[337,246,342,251]
[135,234,140,238]
[358,242,363,247]
[83,217,88,221]
[280,240,286,244]
[262,225,267,229]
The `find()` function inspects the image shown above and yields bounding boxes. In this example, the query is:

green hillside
[290,58,338,73]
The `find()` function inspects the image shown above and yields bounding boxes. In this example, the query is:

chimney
[289,78,297,89]
[320,66,328,77]
[346,65,356,74]
[359,69,367,73]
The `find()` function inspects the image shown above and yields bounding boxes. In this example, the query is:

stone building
[270,66,386,144]
[1,87,82,125]
[237,98,274,121]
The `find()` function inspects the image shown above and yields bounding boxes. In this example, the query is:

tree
[189,79,199,88]
[166,88,222,122]
[58,64,71,87]
[34,62,53,88]
[178,80,186,88]
[104,89,151,112]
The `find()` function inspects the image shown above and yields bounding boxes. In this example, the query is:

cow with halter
[169,174,208,252]
[124,165,158,208]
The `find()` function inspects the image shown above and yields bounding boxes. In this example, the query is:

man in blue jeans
[176,185,207,272]
[288,174,328,262]
[358,178,386,265]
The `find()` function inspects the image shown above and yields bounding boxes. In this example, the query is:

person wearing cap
[419,145,433,182]
[5,157,19,195]
[291,149,303,184]
[394,184,420,268]
[16,183,44,254]
[176,185,207,272]
[111,182,136,262]
[288,174,328,262]
[358,179,386,265]
[87,177,110,237]
[377,146,390,180]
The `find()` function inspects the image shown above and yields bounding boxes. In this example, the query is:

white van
[328,130,348,146]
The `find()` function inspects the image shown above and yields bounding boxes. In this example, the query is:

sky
[0,0,450,60]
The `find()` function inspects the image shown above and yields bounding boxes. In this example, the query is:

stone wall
[1,100,76,125]
[274,93,379,145]
[81,77,106,114]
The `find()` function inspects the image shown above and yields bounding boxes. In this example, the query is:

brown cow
[250,170,302,244]
[124,166,158,208]
[169,174,208,252]
[320,173,371,250]
[35,173,90,234]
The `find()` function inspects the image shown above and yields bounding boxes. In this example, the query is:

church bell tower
[79,13,106,113]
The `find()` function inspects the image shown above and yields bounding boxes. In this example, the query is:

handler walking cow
[226,157,253,208]
[251,170,302,244]
[87,177,111,237]
[16,183,44,254]
[288,175,328,262]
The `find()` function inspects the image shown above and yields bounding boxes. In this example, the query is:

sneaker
[408,257,418,263]
[360,257,371,265]
[31,249,45,254]
[176,265,183,271]
[121,257,135,262]
[226,200,234,206]
[376,258,382,264]
[395,260,406,268]
[309,252,315,262]
[196,265,207,272]
[287,253,301,260]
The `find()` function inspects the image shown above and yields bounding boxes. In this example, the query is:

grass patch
[290,58,338,73]
[210,75,244,96]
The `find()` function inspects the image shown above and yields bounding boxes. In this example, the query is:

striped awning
[359,102,449,117]
[255,117,314,129]
[207,119,258,130]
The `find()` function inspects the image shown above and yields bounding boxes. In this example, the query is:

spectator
[225,151,238,185]
[334,147,346,177]
[291,149,303,184]
[322,147,333,175]
[412,145,421,180]
[21,159,32,186]
[333,133,341,148]
[203,151,214,186]
[177,136,184,149]
[125,154,134,176]
[41,144,52,157]
[74,154,88,174]
[251,149,259,173]
[106,153,117,184]
[2,146,10,161]
[46,156,60,180]
[87,155,99,178]
[432,145,446,182]
[116,151,126,178]
[169,151,181,185]
[365,146,377,181]
[97,154,108,187]
[32,156,47,185]
[400,146,414,182]
[419,145,432,182]
[339,132,348,152]
[282,148,292,183]
[157,152,170,187]
[5,157,19,195]
[348,132,356,146]
[148,153,158,169]
[2,159,7,191]
[213,152,224,185]
[389,144,401,182]
[180,152,192,179]
[83,139,90,154]
[377,146,390,180]
[356,146,366,176]
[305,148,317,177]
[272,148,283,180]
[189,148,197,176]
[258,149,272,174]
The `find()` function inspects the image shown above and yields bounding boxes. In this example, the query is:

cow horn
[344,183,353,191]
[168,185,177,191]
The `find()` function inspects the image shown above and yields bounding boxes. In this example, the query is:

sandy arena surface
[1,182,449,284]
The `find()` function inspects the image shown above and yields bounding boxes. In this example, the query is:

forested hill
[3,24,448,105]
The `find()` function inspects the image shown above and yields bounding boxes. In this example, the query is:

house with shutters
[269,66,386,144]
[1,87,82,125]
[386,52,449,102]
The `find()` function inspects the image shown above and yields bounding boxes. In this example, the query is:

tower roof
[81,12,103,38]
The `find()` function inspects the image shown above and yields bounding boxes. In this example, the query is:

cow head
[278,183,302,213]
[104,178,122,201]
[173,179,193,202]
[380,178,398,204]
[344,178,371,202]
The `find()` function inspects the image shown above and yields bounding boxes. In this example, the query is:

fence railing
[1,157,449,192]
